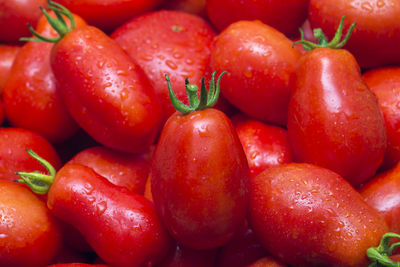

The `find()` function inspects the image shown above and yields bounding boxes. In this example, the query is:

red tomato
[362,67,400,171]
[288,47,386,187]
[160,0,207,18]
[206,0,308,37]
[111,10,228,121]
[0,180,62,267]
[0,127,61,182]
[0,98,4,126]
[0,0,47,44]
[0,45,20,94]
[151,75,249,249]
[249,163,389,267]
[68,146,154,194]
[247,256,288,267]
[308,0,400,69]
[54,0,165,32]
[3,11,85,143]
[231,113,292,178]
[210,20,301,126]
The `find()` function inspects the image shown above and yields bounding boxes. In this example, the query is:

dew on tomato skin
[361,1,374,12]
[165,60,178,70]
[83,183,94,195]
[96,201,107,215]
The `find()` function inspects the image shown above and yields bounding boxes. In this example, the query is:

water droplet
[173,52,184,59]
[243,68,253,78]
[96,201,107,215]
[361,1,373,11]
[0,233,7,238]
[117,70,128,76]
[165,60,178,70]
[120,89,129,101]
[84,183,93,194]
[140,55,153,61]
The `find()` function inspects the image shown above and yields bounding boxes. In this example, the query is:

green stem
[368,232,400,267]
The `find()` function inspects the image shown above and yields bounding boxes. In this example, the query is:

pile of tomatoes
[1,0,400,266]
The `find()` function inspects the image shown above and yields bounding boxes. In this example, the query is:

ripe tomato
[210,20,301,126]
[0,127,61,182]
[0,45,20,94]
[247,256,288,267]
[0,180,62,267]
[249,163,389,267]
[206,0,308,38]
[362,67,400,171]
[3,11,85,143]
[308,0,400,69]
[160,0,207,18]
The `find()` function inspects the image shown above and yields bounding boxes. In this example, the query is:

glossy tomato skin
[287,48,386,187]
[0,180,62,267]
[47,163,172,267]
[54,0,164,32]
[363,67,400,171]
[3,12,85,143]
[50,25,163,153]
[210,20,301,126]
[160,0,207,18]
[231,113,292,178]
[249,163,389,267]
[247,256,288,267]
[0,127,61,182]
[0,0,47,44]
[151,108,249,250]
[111,10,227,121]
[359,162,400,234]
[0,45,20,94]
[206,0,308,38]
[308,0,400,69]
[68,146,154,194]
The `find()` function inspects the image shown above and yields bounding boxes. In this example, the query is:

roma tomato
[288,19,386,187]
[206,0,308,37]
[3,11,85,143]
[249,163,389,267]
[68,145,154,194]
[151,73,249,250]
[308,0,400,69]
[362,67,400,171]
[0,0,47,44]
[0,45,20,94]
[0,180,62,267]
[54,0,165,32]
[210,20,301,126]
[0,127,61,182]
[30,2,163,153]
[231,113,292,178]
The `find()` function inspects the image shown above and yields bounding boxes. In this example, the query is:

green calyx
[19,0,75,43]
[293,16,357,51]
[14,149,56,194]
[367,232,400,267]
[166,71,226,115]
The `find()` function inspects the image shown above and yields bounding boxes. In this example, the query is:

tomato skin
[0,98,4,126]
[231,113,292,178]
[287,48,386,187]
[206,0,308,38]
[210,20,301,126]
[54,0,164,32]
[362,67,400,171]
[50,25,163,153]
[47,264,109,267]
[0,127,61,182]
[0,45,20,94]
[359,162,400,234]
[308,0,400,69]
[3,12,85,143]
[247,256,288,267]
[151,108,249,250]
[249,163,389,267]
[68,146,154,194]
[0,180,62,267]
[47,163,172,267]
[160,0,207,18]
[0,0,47,44]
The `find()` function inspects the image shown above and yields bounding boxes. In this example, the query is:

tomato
[0,45,20,94]
[160,0,207,18]
[54,0,165,32]
[308,0,400,69]
[150,73,249,250]
[30,2,163,153]
[0,0,47,44]
[288,19,386,187]
[3,11,85,143]
[206,0,308,38]
[231,113,292,178]
[247,256,288,267]
[210,20,301,126]
[111,10,232,121]
[249,163,389,267]
[0,127,61,182]
[0,180,62,267]
[68,145,154,194]
[362,67,400,171]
